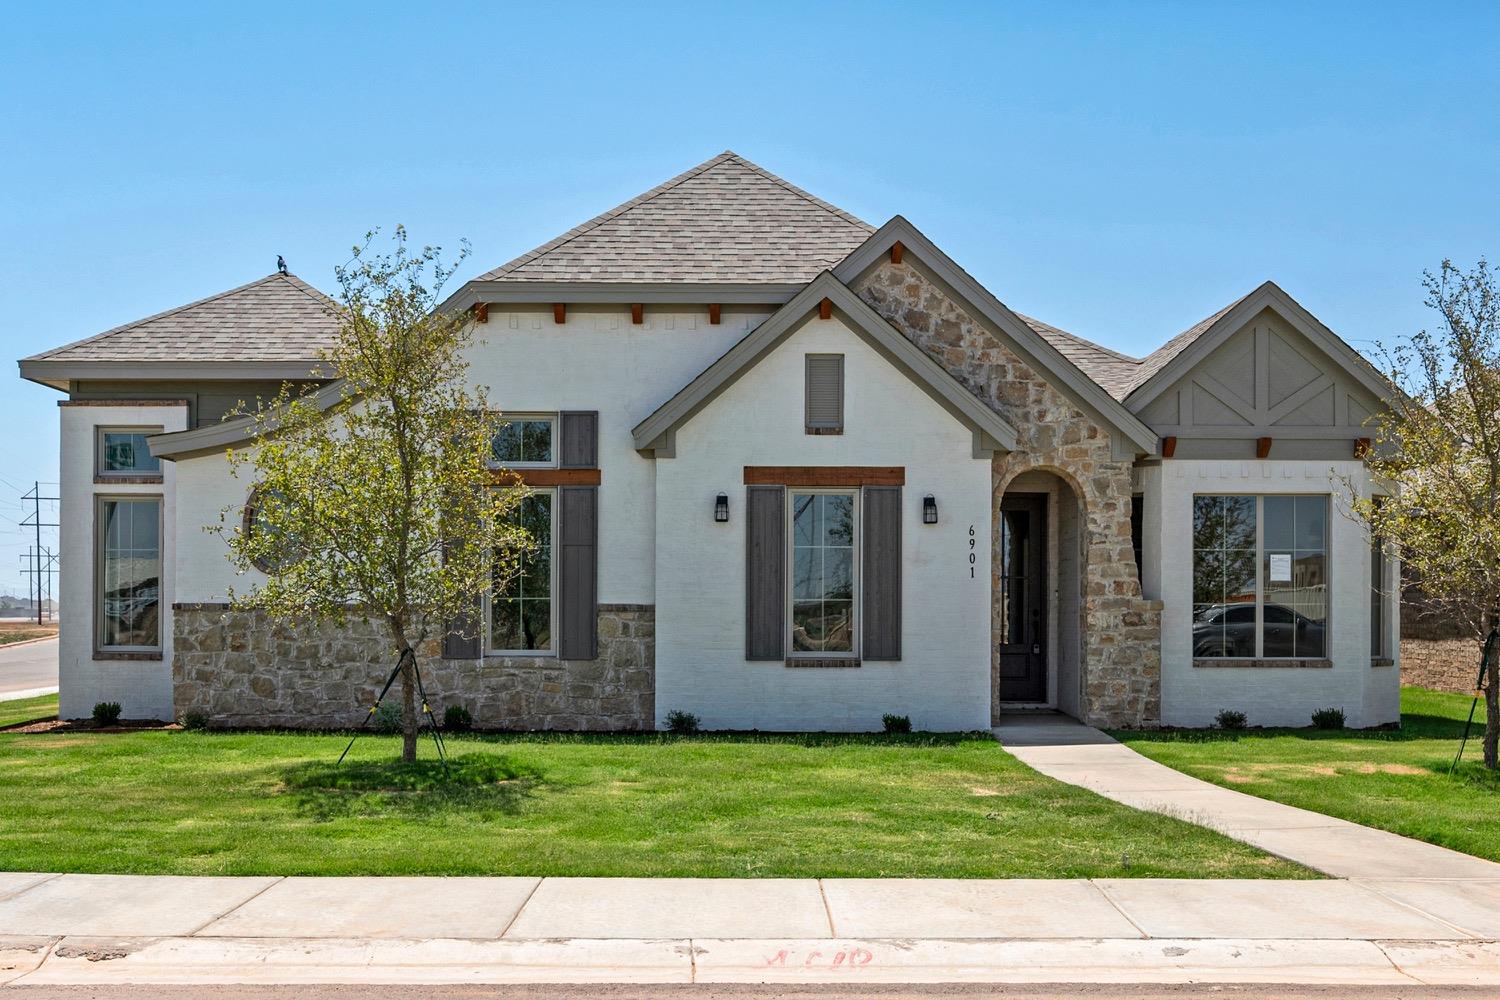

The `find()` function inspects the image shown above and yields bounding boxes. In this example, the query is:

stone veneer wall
[853,261,1162,727]
[173,603,654,730]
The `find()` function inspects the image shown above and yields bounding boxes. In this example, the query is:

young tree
[215,228,530,762]
[1346,259,1500,768]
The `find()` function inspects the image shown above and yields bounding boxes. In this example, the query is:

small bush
[373,702,403,734]
[92,702,122,727]
[1214,709,1247,731]
[443,704,473,731]
[665,710,700,735]
[1311,707,1346,730]
[179,711,208,731]
[882,713,913,734]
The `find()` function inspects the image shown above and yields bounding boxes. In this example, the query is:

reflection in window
[98,498,161,650]
[99,430,161,476]
[1191,495,1328,659]
[490,492,553,652]
[490,417,554,466]
[791,491,855,654]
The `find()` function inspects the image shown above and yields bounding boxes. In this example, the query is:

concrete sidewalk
[995,715,1500,880]
[2,874,1500,985]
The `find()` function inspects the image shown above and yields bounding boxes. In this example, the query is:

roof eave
[18,358,334,388]
[147,378,350,461]
[439,279,809,315]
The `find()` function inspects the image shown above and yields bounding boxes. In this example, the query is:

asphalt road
[2,986,1496,999]
[0,636,58,695]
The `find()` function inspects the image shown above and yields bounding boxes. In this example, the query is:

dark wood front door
[997,494,1048,703]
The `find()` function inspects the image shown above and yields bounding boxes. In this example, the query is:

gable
[631,272,1018,457]
[1136,306,1389,457]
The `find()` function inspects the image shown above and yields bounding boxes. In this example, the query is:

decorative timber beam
[1160,436,1177,458]
[1256,437,1273,459]
[553,304,566,325]
[818,297,832,321]
[473,302,488,324]
[1354,437,1372,459]
[708,304,721,325]
[890,241,905,265]
[631,303,644,325]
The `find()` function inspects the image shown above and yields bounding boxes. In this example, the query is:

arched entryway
[992,469,1085,724]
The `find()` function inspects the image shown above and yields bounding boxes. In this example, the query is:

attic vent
[805,354,844,434]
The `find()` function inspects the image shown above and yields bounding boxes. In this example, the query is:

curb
[0,634,59,652]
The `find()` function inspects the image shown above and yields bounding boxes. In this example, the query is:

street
[0,636,57,697]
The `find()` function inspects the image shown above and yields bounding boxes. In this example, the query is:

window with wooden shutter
[861,485,902,660]
[556,411,600,659]
[745,485,787,659]
[804,354,844,434]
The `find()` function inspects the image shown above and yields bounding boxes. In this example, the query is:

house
[18,152,1400,731]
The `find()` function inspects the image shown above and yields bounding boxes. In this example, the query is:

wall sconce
[715,492,730,523]
[922,494,938,524]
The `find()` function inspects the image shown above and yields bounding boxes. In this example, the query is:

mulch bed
[1,718,180,735]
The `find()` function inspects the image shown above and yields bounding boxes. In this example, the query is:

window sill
[1193,658,1332,669]
[804,426,843,436]
[1371,657,1395,668]
[94,475,163,485]
[785,657,861,668]
[94,651,163,661]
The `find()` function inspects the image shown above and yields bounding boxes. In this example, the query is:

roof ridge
[728,154,874,232]
[1013,311,1141,364]
[479,152,741,280]
[27,272,303,361]
[1124,292,1252,394]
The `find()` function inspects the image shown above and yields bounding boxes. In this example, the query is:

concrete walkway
[995,715,1500,880]
[2,873,1500,985]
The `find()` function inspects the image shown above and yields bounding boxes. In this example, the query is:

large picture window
[1192,494,1327,659]
[789,490,857,655]
[488,491,554,654]
[96,497,162,651]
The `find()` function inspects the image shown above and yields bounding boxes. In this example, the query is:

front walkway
[1,873,1500,985]
[995,714,1500,879]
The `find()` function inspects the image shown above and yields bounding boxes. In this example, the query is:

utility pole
[20,482,60,626]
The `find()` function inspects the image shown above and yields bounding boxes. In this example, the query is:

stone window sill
[804,426,843,436]
[1193,658,1332,669]
[94,651,163,661]
[95,475,163,485]
[1371,657,1395,668]
[786,657,860,668]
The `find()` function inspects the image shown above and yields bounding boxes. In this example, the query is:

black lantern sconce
[714,492,730,523]
[922,494,938,524]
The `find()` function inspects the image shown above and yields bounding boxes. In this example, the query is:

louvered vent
[805,354,844,432]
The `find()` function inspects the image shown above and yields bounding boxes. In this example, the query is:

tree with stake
[214,228,530,762]
[1344,259,1500,769]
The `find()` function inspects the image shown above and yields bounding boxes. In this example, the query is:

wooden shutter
[861,485,902,660]
[745,485,786,660]
[804,354,844,432]
[559,411,599,469]
[441,534,483,659]
[557,485,598,659]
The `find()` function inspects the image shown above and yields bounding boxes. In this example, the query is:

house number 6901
[969,524,976,578]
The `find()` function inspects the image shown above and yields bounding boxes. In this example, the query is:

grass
[0,622,57,646]
[0,693,57,728]
[1114,686,1499,862]
[0,719,1308,878]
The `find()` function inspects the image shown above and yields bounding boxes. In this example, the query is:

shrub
[92,702,122,727]
[373,702,403,734]
[1214,709,1247,731]
[665,710,700,735]
[1311,707,1346,730]
[882,713,913,734]
[443,704,473,731]
[179,711,208,731]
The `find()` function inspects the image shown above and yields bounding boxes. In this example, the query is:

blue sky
[2,1,1497,596]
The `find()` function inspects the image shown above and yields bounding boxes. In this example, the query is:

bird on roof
[276,255,288,275]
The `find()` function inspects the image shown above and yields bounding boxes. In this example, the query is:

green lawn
[0,717,1307,878]
[1114,687,1499,862]
[0,693,57,728]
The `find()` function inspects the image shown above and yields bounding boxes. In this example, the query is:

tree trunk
[1485,636,1499,770]
[400,652,418,763]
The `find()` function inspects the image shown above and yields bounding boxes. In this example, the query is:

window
[1130,493,1144,579]
[490,416,555,467]
[1371,497,1388,658]
[488,490,554,653]
[96,428,162,478]
[804,354,844,433]
[789,490,857,655]
[96,497,162,651]
[1192,495,1327,659]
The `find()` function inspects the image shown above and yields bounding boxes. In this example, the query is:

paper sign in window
[1269,553,1292,583]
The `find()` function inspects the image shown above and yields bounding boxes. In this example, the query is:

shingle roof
[25,272,340,363]
[477,151,874,284]
[1015,313,1142,400]
[1124,294,1251,396]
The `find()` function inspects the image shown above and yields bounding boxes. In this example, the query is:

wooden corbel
[631,303,644,325]
[1256,437,1273,459]
[473,302,488,324]
[1354,437,1372,459]
[708,304,721,325]
[1160,436,1177,458]
[890,241,905,265]
[552,303,566,325]
[818,297,832,320]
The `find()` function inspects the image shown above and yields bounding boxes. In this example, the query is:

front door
[997,494,1048,703]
